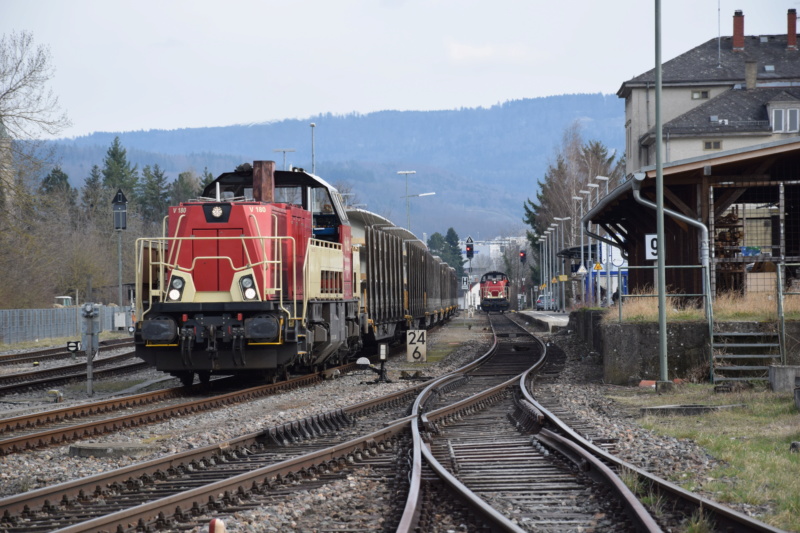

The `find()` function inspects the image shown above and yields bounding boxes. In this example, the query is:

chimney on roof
[745,61,757,89]
[789,9,798,50]
[733,10,745,51]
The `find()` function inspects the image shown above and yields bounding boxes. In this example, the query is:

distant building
[619,8,800,174]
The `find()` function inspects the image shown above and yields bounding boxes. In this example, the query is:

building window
[773,109,784,132]
[692,90,710,100]
[788,109,799,132]
[703,140,722,150]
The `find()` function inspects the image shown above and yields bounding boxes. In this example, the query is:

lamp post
[273,148,295,170]
[573,195,586,304]
[549,223,559,310]
[547,225,556,309]
[402,192,435,233]
[537,237,544,307]
[586,183,599,304]
[310,123,316,174]
[112,189,127,309]
[596,176,611,306]
[397,170,417,230]
[542,230,551,310]
[554,217,570,312]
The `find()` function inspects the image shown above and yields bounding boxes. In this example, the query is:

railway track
[0,365,359,456]
[398,313,784,533]
[0,352,147,396]
[0,376,425,532]
[0,315,785,532]
[0,339,134,367]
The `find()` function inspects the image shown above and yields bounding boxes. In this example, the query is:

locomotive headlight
[239,275,258,300]
[168,289,182,301]
[171,277,184,290]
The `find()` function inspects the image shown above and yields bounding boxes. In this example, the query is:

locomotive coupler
[206,324,218,360]
[231,327,246,366]
[179,327,195,367]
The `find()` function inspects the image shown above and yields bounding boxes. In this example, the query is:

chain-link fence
[0,306,131,345]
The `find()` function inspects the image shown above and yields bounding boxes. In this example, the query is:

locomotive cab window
[311,187,346,241]
[274,185,303,206]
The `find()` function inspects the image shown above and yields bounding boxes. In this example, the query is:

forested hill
[53,93,624,238]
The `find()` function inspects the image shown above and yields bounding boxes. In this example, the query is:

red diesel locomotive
[133,161,458,385]
[479,271,510,313]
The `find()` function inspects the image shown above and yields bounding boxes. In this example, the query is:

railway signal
[519,251,526,264]
[466,236,474,259]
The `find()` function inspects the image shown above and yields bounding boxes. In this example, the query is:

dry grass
[607,384,800,531]
[607,290,800,323]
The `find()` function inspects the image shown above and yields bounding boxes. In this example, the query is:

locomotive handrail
[248,212,296,322]
[135,234,301,322]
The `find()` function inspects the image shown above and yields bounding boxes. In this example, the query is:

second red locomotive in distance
[479,271,510,313]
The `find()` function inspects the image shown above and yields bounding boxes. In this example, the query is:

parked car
[536,295,554,310]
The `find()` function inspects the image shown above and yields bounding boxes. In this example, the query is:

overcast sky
[3,0,796,139]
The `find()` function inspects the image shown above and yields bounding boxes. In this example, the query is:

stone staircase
[711,329,781,385]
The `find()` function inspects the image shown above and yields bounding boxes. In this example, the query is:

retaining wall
[568,310,800,385]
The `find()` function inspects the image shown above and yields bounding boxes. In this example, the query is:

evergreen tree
[102,136,139,196]
[40,165,77,205]
[428,228,466,280]
[522,124,624,285]
[81,164,106,220]
[170,170,199,205]
[138,164,170,224]
[427,233,445,254]
[444,227,466,280]
[198,166,215,195]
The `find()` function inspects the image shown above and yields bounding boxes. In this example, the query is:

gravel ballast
[0,314,765,530]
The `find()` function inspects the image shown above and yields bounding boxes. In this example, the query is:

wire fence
[0,306,131,345]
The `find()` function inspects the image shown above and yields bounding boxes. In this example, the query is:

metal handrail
[135,234,299,322]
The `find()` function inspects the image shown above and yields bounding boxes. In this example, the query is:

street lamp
[402,192,435,233]
[537,237,546,309]
[554,217,570,312]
[596,176,611,306]
[549,223,559,310]
[582,186,598,304]
[596,175,610,196]
[573,195,586,304]
[397,170,416,230]
[547,228,557,311]
[542,230,552,310]
[310,123,316,174]
[273,148,295,170]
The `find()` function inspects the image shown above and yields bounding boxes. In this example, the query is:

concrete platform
[518,310,569,333]
[69,442,156,458]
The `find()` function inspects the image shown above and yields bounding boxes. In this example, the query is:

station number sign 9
[645,234,658,260]
[406,330,427,362]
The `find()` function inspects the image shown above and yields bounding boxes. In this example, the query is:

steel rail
[0,361,149,396]
[398,320,542,532]
[519,379,786,533]
[0,364,364,456]
[0,339,133,366]
[48,421,410,533]
[399,314,663,533]
[0,370,418,516]
[0,351,140,386]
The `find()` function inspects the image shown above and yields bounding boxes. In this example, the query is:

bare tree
[0,31,70,139]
